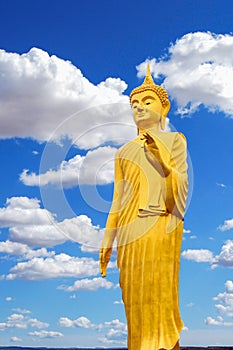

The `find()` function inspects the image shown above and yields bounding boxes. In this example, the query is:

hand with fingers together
[141,132,171,177]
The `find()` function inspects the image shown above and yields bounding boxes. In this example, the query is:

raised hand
[141,132,170,177]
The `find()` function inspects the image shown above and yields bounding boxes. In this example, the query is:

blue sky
[0,0,233,347]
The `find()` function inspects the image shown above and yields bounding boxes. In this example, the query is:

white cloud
[99,319,127,346]
[205,280,233,327]
[213,280,233,317]
[205,316,233,327]
[12,308,31,314]
[186,302,194,308]
[181,249,214,262]
[28,330,63,338]
[57,215,104,251]
[0,240,54,259]
[219,218,233,231]
[9,225,66,248]
[183,229,191,234]
[99,335,126,346]
[114,300,124,305]
[58,277,115,292]
[0,197,55,227]
[59,315,127,345]
[182,241,233,269]
[137,32,233,116]
[59,316,97,329]
[214,240,233,268]
[5,297,13,302]
[5,253,115,281]
[20,146,116,188]
[103,319,126,329]
[0,196,104,250]
[28,318,49,329]
[0,47,134,148]
[216,182,227,188]
[11,336,22,342]
[0,313,48,331]
[70,294,76,299]
[225,280,233,293]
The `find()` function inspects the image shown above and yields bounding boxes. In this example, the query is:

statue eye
[146,101,151,105]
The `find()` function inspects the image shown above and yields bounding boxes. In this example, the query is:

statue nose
[137,105,144,112]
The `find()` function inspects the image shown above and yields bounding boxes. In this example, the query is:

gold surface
[100,65,188,350]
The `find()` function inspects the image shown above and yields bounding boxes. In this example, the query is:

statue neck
[139,125,161,136]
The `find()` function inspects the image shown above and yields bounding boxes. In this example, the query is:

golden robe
[104,131,188,350]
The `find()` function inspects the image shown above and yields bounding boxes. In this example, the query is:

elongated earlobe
[160,117,166,130]
[160,101,170,130]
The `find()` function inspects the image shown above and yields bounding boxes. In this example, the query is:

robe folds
[104,131,188,350]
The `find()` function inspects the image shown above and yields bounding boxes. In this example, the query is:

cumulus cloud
[28,330,63,338]
[59,315,127,346]
[181,249,214,263]
[137,32,233,116]
[225,280,233,293]
[0,196,54,227]
[114,300,124,305]
[4,253,116,281]
[0,47,134,147]
[219,218,233,231]
[216,182,227,188]
[99,319,127,346]
[212,280,233,318]
[183,229,191,234]
[0,313,49,331]
[214,240,233,268]
[205,316,233,327]
[58,277,115,292]
[0,240,54,259]
[59,316,97,329]
[0,196,65,247]
[12,308,31,314]
[5,297,13,302]
[11,336,22,342]
[182,241,233,268]
[20,146,116,188]
[186,302,194,308]
[0,196,105,250]
[205,280,233,328]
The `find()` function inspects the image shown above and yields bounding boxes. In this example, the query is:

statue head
[130,64,170,130]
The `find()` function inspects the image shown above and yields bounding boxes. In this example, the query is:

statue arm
[165,132,188,219]
[143,132,171,177]
[143,131,188,219]
[99,151,123,277]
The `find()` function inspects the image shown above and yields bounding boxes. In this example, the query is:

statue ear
[160,101,170,130]
[160,116,166,130]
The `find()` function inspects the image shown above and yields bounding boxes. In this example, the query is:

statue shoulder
[158,131,187,152]
[115,140,134,158]
[159,131,186,141]
[155,131,176,150]
[175,132,187,146]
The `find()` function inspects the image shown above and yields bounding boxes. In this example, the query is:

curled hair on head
[130,64,170,108]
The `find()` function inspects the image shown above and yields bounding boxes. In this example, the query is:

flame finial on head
[129,63,169,107]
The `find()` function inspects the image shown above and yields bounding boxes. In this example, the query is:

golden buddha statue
[100,64,188,350]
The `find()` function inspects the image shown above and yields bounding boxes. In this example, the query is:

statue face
[131,90,163,129]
